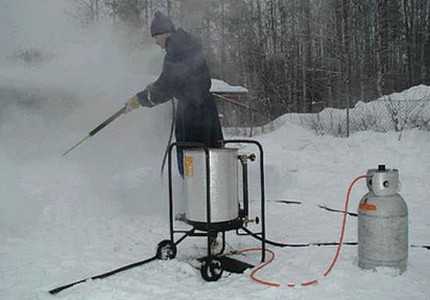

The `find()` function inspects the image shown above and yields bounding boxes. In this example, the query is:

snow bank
[259,84,430,136]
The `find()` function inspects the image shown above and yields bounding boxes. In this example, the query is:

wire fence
[222,92,430,138]
[306,94,430,137]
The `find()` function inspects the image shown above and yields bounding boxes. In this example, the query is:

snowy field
[1,82,430,299]
[1,1,430,299]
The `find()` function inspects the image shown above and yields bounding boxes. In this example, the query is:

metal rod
[204,147,211,258]
[224,140,266,262]
[174,229,195,246]
[239,157,250,217]
[62,106,126,157]
[62,135,90,156]
[212,93,259,113]
[166,142,210,251]
[257,141,266,262]
[168,143,175,242]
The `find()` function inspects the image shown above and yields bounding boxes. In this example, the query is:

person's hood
[166,29,201,58]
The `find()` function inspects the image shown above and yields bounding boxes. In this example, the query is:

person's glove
[125,95,141,113]
[136,83,154,107]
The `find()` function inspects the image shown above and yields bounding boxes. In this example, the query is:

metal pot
[183,148,239,224]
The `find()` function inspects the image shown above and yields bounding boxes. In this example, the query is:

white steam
[0,0,173,236]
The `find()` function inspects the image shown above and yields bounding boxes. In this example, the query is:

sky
[1,2,430,300]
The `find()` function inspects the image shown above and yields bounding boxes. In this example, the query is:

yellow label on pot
[184,156,193,177]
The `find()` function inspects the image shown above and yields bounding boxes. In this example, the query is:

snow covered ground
[1,2,430,299]
[1,83,430,299]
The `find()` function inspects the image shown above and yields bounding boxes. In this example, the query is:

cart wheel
[200,257,224,282]
[156,240,177,260]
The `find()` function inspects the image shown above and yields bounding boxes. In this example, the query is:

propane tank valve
[378,164,386,171]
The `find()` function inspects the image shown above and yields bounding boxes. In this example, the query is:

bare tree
[72,0,102,24]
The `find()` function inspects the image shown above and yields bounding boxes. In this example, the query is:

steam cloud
[0,0,174,236]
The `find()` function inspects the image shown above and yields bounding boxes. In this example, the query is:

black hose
[317,204,358,217]
[49,255,157,295]
[241,227,357,248]
[161,99,176,175]
[241,227,430,250]
[411,244,430,250]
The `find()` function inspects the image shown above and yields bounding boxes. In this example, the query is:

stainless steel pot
[183,148,239,223]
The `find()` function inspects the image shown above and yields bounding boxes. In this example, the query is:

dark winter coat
[136,28,223,173]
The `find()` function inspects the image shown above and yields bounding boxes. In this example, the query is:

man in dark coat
[125,11,223,175]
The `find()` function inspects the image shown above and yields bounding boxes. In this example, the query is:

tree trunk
[403,0,413,86]
[343,0,352,136]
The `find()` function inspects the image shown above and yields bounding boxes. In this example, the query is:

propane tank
[358,165,408,274]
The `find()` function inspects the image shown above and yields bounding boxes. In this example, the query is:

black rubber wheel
[156,240,177,260]
[200,257,224,282]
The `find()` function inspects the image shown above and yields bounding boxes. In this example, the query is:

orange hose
[240,175,367,288]
[292,175,367,286]
[322,175,367,277]
[238,248,280,287]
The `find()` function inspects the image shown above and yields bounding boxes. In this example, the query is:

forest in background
[71,0,430,123]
